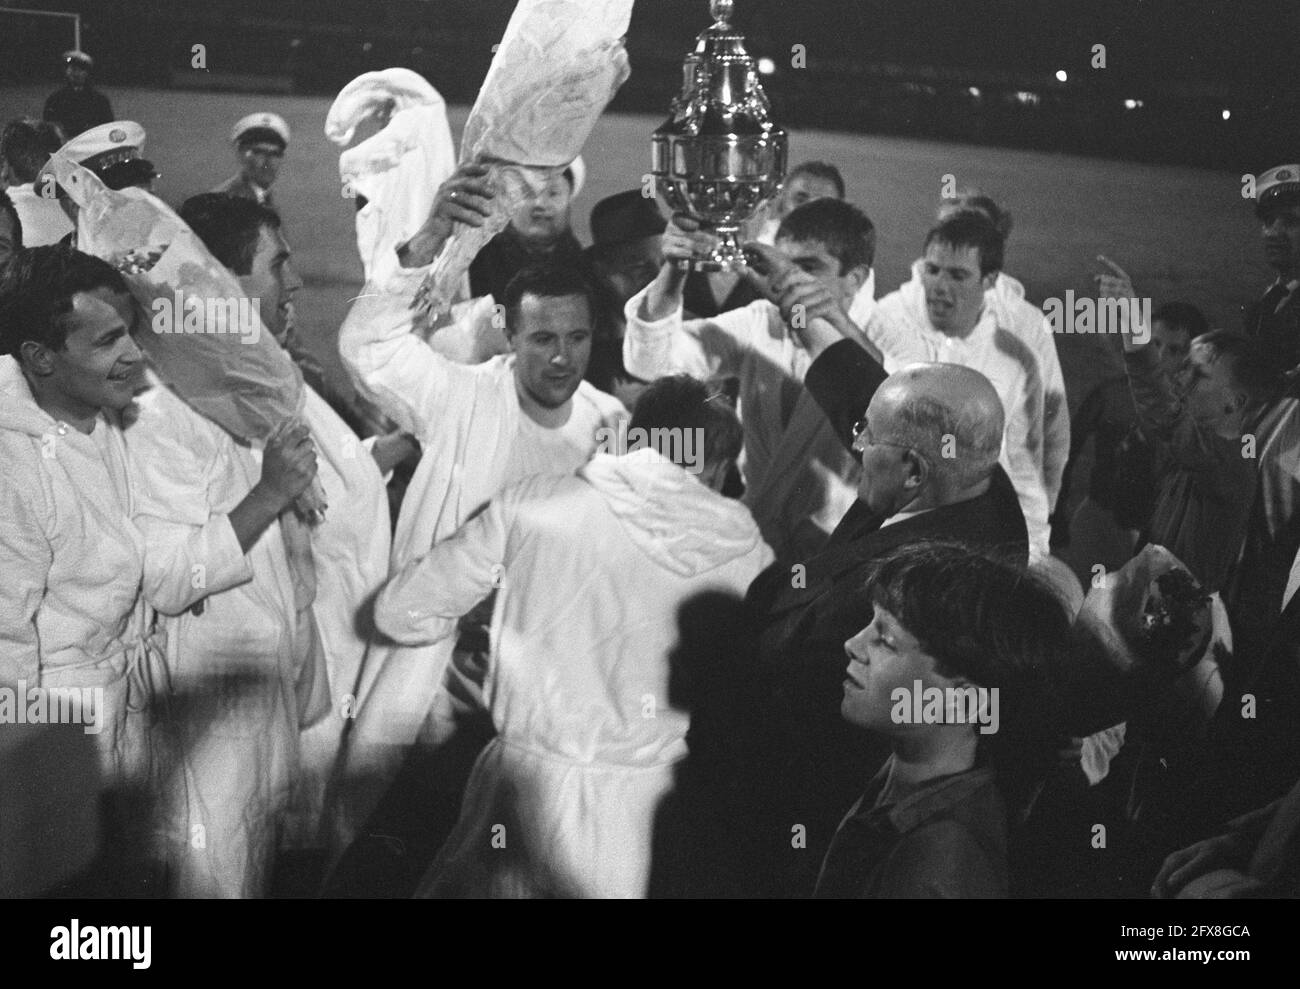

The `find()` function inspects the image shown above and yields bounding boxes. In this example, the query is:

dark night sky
[5,0,1293,91]
[633,0,1294,88]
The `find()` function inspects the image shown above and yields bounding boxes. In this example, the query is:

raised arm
[339,162,498,439]
[374,486,515,645]
[623,216,757,381]
[802,339,890,453]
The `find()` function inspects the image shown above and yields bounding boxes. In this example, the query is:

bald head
[869,363,1004,495]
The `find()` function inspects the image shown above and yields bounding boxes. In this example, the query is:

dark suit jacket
[736,338,1029,896]
[1243,285,1300,378]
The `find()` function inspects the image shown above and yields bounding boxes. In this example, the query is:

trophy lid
[694,0,750,61]
[656,0,780,137]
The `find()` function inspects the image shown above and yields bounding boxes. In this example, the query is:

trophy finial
[710,0,734,27]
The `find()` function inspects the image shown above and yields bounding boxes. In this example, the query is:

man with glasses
[213,113,289,209]
[721,267,1028,896]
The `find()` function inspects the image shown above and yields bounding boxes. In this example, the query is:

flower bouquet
[413,0,634,316]
[47,153,327,523]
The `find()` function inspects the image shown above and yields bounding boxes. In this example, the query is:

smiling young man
[866,209,1067,561]
[0,246,166,887]
[623,197,876,559]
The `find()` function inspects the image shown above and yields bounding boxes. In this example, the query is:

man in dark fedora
[582,189,666,406]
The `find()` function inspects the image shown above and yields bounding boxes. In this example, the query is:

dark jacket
[211,173,275,209]
[813,760,1008,898]
[42,85,113,139]
[468,225,587,304]
[1243,283,1300,378]
[734,338,1028,896]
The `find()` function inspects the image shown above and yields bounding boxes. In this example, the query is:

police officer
[43,50,114,139]
[38,121,159,245]
[213,113,289,208]
[1245,163,1300,378]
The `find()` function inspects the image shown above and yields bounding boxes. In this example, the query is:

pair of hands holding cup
[662,214,857,346]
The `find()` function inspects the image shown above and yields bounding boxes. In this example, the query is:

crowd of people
[2,52,1299,899]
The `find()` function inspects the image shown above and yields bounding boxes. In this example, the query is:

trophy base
[677,227,749,272]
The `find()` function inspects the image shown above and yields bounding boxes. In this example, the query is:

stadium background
[0,0,1282,454]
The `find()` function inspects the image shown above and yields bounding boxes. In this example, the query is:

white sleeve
[0,475,48,684]
[337,267,492,440]
[1038,326,1071,514]
[130,442,257,617]
[622,286,760,382]
[1002,391,1053,561]
[374,491,511,645]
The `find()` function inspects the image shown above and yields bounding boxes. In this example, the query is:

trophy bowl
[652,0,788,271]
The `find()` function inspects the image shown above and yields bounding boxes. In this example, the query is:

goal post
[0,7,82,85]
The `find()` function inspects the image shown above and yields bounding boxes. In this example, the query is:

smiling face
[37,287,144,418]
[238,223,301,346]
[509,292,592,410]
[842,603,954,735]
[511,172,573,248]
[919,241,995,337]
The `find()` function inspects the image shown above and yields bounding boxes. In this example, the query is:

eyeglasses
[852,418,927,463]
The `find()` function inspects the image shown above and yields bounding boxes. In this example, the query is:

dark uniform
[43,85,113,140]
[210,172,275,209]
[1243,281,1300,377]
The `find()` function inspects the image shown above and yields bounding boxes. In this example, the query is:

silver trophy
[652,0,788,271]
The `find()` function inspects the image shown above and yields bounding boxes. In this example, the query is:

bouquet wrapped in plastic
[47,153,327,522]
[414,0,634,316]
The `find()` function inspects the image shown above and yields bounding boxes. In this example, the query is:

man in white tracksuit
[178,192,397,851]
[336,177,625,849]
[374,375,773,897]
[120,206,326,895]
[866,208,1068,560]
[0,247,166,893]
[623,197,877,561]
